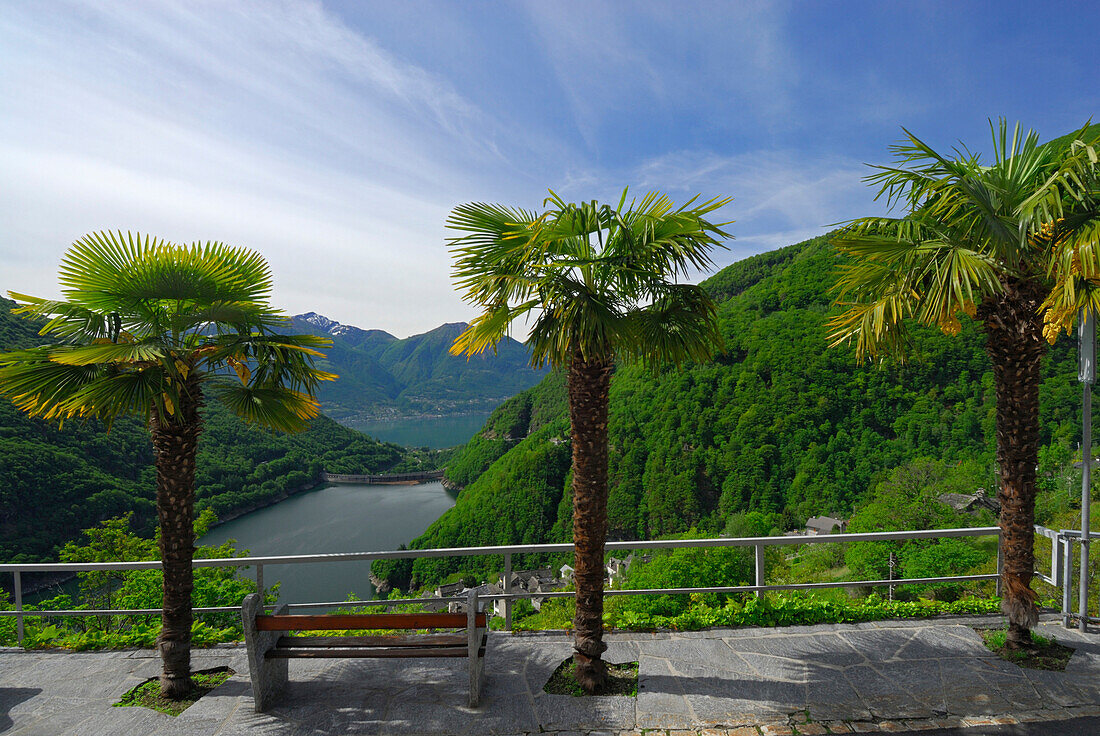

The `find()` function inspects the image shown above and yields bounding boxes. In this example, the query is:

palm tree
[829,121,1100,648]
[0,232,334,697]
[448,190,730,690]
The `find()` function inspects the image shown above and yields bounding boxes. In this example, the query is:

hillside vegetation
[289,315,547,421]
[375,234,1086,589]
[0,298,441,563]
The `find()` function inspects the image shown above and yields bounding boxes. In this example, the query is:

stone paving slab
[1,615,1099,735]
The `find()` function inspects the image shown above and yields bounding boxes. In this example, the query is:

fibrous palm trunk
[149,379,203,699]
[979,277,1046,649]
[568,349,614,693]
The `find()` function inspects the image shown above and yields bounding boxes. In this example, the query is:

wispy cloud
[0,1,539,336]
[630,148,881,267]
[519,0,799,153]
[1,0,1091,336]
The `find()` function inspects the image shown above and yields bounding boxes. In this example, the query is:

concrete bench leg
[241,593,288,712]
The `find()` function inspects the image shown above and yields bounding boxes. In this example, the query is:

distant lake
[197,481,456,604]
[348,412,490,448]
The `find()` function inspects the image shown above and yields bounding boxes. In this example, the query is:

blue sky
[1,1,1097,337]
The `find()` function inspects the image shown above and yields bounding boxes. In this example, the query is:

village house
[805,516,847,535]
[445,582,503,615]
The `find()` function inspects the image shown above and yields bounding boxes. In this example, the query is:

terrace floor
[2,614,1099,735]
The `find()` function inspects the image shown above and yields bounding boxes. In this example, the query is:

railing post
[995,534,1003,598]
[503,552,512,631]
[14,571,23,646]
[1082,371,1093,633]
[1052,532,1062,587]
[1063,536,1074,629]
[255,563,264,602]
[754,545,765,598]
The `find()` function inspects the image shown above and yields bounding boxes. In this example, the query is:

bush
[1,513,271,649]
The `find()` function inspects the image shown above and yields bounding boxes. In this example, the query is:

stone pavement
[2,614,1099,735]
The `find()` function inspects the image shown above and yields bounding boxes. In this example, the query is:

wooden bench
[241,591,487,710]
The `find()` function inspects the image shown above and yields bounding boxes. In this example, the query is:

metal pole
[256,563,264,601]
[13,571,23,645]
[1083,382,1093,632]
[888,552,897,602]
[1063,537,1074,629]
[503,552,512,631]
[1080,308,1095,632]
[754,545,764,598]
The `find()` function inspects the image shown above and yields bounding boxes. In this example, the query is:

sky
[1,0,1097,338]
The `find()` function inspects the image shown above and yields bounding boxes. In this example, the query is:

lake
[347,412,490,448]
[197,481,456,604]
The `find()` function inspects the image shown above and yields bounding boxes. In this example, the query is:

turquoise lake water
[347,412,490,448]
[197,481,456,604]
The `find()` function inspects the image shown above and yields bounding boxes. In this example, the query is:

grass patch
[543,657,638,697]
[114,666,234,716]
[978,628,1075,671]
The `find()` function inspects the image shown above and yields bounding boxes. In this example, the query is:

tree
[829,121,1100,647]
[448,190,730,690]
[0,232,333,697]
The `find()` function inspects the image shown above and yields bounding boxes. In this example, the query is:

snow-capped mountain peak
[297,312,340,333]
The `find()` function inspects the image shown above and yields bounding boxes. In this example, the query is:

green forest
[0,298,443,563]
[288,315,546,421]
[374,233,1090,590]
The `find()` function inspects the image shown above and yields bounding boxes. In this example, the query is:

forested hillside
[0,299,437,563]
[289,314,547,421]
[375,234,1085,589]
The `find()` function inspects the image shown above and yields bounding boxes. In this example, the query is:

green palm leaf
[829,119,1100,359]
[0,234,333,431]
[449,188,730,368]
[215,383,321,433]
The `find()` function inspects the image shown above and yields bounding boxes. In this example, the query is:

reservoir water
[197,481,456,604]
[348,412,490,449]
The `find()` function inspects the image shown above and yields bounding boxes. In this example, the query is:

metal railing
[0,525,1017,645]
[1033,525,1100,627]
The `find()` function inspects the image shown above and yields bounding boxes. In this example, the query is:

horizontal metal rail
[2,573,1002,619]
[0,606,242,616]
[2,526,1010,644]
[0,526,1001,573]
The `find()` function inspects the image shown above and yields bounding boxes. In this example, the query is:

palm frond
[0,348,110,419]
[827,295,916,360]
[1,233,331,434]
[0,350,164,425]
[449,189,729,370]
[831,120,1100,361]
[47,342,167,366]
[627,285,722,367]
[215,383,321,433]
[451,300,540,358]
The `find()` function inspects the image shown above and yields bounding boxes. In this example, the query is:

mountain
[0,298,442,563]
[295,312,397,353]
[288,313,547,422]
[372,233,1085,589]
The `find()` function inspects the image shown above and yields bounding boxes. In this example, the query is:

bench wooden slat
[256,612,486,631]
[267,645,479,659]
[275,633,467,649]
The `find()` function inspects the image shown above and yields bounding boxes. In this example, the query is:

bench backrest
[255,612,487,632]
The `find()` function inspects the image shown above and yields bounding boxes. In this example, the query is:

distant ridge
[288,313,546,423]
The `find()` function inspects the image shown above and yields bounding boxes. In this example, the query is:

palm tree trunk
[979,277,1045,649]
[568,348,614,693]
[149,381,203,699]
